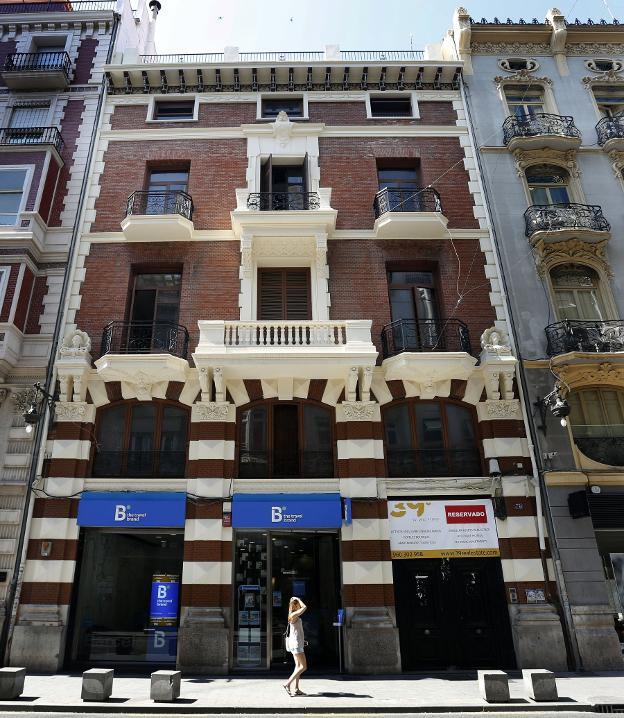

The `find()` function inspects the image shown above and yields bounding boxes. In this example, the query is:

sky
[152,0,624,55]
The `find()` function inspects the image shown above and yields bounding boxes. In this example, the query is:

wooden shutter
[258,269,311,320]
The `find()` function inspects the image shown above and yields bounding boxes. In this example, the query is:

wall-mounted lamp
[23,382,55,434]
[488,458,502,479]
[535,384,570,434]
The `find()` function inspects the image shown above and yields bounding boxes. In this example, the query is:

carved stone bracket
[533,238,612,279]
[198,366,225,403]
[513,148,580,179]
[480,328,517,401]
[57,328,92,403]
[240,233,253,279]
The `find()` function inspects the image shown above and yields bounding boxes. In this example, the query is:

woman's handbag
[283,622,291,651]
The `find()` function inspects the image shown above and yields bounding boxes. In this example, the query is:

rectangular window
[261,97,304,118]
[153,100,195,120]
[258,268,311,320]
[0,168,28,225]
[593,86,624,117]
[370,96,413,117]
[9,103,50,128]
[145,169,189,214]
[377,165,420,212]
[504,85,544,117]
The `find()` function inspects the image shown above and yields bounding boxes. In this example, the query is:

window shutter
[258,269,310,320]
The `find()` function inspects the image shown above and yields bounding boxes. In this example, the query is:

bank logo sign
[77,492,186,528]
[233,493,342,529]
[389,498,499,559]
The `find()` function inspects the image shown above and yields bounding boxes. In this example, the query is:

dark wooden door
[393,557,515,670]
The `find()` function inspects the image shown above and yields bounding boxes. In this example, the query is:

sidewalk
[0,672,623,713]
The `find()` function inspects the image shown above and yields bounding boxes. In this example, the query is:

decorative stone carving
[494,70,551,88]
[513,148,580,179]
[533,238,612,278]
[272,111,294,148]
[556,362,624,390]
[360,366,373,402]
[483,399,522,420]
[346,366,359,403]
[0,388,8,405]
[568,43,624,56]
[608,150,624,180]
[12,388,38,414]
[54,401,95,423]
[497,59,540,74]
[481,327,512,356]
[193,402,231,421]
[341,401,378,421]
[213,367,225,403]
[582,68,624,86]
[59,329,91,358]
[240,234,253,279]
[472,42,552,56]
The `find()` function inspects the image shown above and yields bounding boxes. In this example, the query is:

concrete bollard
[0,668,26,700]
[81,668,114,702]
[150,670,181,702]
[477,670,510,703]
[523,669,558,701]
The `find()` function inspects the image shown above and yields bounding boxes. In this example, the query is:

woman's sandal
[282,684,293,697]
[294,689,306,696]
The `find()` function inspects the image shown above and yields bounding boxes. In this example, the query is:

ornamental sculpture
[59,329,91,358]
[480,327,512,356]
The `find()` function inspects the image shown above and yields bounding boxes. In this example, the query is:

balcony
[573,426,624,467]
[194,319,377,382]
[0,126,64,156]
[386,448,483,478]
[0,2,117,12]
[94,321,190,388]
[596,115,624,152]
[231,187,336,238]
[238,449,334,479]
[372,187,448,239]
[381,318,477,397]
[92,450,186,479]
[120,190,194,242]
[502,113,581,151]
[524,203,610,244]
[1,52,71,90]
[546,319,624,356]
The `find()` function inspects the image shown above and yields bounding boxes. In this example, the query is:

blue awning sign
[232,493,342,529]
[77,492,186,528]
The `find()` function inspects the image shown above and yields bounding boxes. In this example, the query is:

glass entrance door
[233,531,341,671]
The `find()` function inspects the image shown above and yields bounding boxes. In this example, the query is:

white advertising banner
[388,499,500,559]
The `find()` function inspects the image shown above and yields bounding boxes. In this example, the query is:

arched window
[551,264,606,321]
[525,164,570,205]
[93,401,188,478]
[383,400,480,477]
[569,389,624,466]
[238,401,334,479]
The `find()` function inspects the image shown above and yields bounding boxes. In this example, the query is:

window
[593,86,624,117]
[383,400,480,477]
[153,100,195,121]
[525,164,570,204]
[370,96,413,118]
[129,272,182,349]
[377,165,420,211]
[257,268,310,320]
[144,169,189,214]
[569,389,624,466]
[594,59,616,72]
[9,103,50,128]
[551,265,606,321]
[92,401,188,478]
[0,168,28,225]
[259,155,309,208]
[387,270,439,351]
[238,401,334,478]
[504,84,545,118]
[261,97,303,118]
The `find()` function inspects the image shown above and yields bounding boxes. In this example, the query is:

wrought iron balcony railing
[573,425,624,466]
[0,126,64,153]
[0,1,116,11]
[92,450,187,478]
[100,321,189,359]
[502,113,580,145]
[238,450,335,479]
[596,115,624,146]
[381,318,471,358]
[126,190,194,220]
[545,319,624,355]
[524,203,610,237]
[3,51,71,75]
[386,448,483,478]
[246,192,320,211]
[373,186,442,218]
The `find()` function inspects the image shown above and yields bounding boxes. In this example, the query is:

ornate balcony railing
[139,50,424,64]
[573,425,624,466]
[386,448,482,478]
[0,1,116,11]
[545,319,624,355]
[0,126,64,153]
[246,192,320,211]
[92,450,187,478]
[596,115,624,146]
[238,449,335,479]
[224,320,347,347]
[373,187,442,218]
[502,113,581,144]
[100,321,189,359]
[3,51,71,75]
[381,318,472,358]
[524,203,610,237]
[126,190,194,221]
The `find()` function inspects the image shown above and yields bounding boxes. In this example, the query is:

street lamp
[22,382,55,434]
[535,384,571,432]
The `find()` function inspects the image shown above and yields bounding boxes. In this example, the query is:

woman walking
[283,596,308,697]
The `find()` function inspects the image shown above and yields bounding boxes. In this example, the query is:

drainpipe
[460,77,581,670]
[0,7,122,666]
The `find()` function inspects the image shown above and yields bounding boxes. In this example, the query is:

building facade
[445,6,624,669]
[0,0,158,662]
[9,41,569,673]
